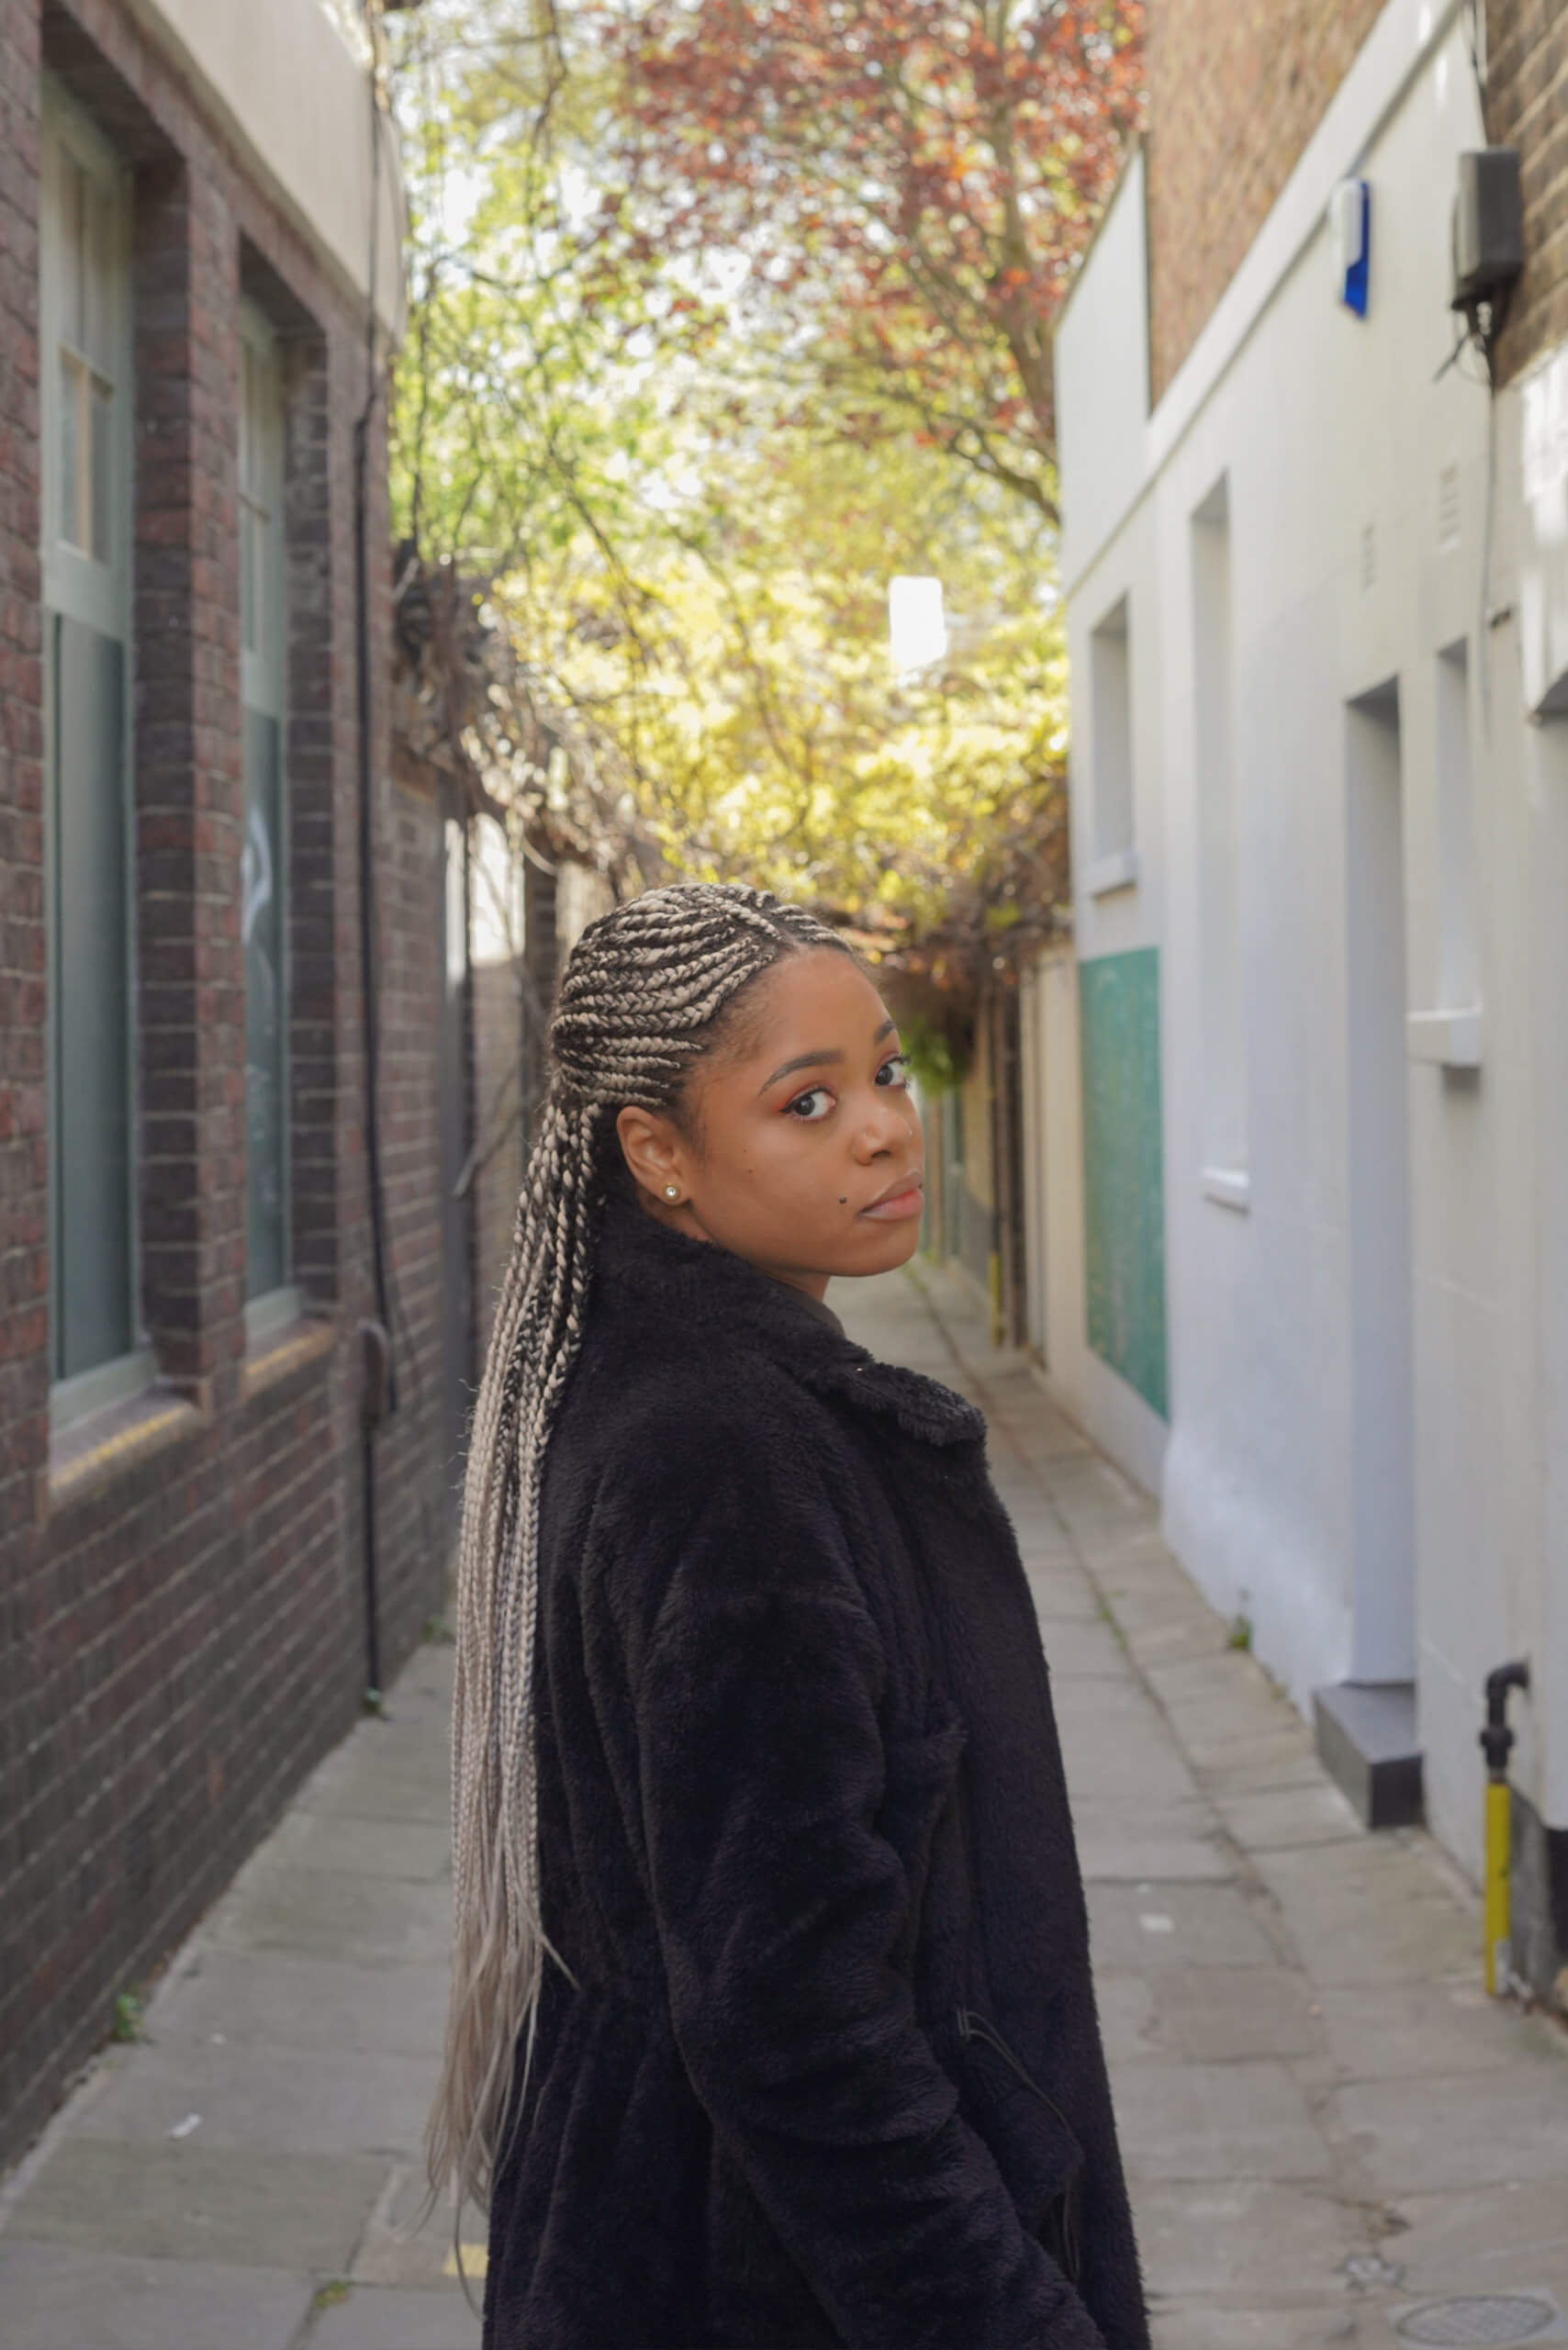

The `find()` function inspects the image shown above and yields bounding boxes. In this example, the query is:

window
[1435,641,1479,1010]
[1192,477,1247,1192]
[40,87,138,1409]
[1408,643,1482,1069]
[239,302,292,1317]
[1087,595,1137,894]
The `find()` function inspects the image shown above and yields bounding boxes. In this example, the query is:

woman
[429,881,1149,2349]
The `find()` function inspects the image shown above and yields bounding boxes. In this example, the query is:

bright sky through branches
[888,575,947,675]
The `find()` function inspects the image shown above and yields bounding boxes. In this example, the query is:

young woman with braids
[428,881,1148,2350]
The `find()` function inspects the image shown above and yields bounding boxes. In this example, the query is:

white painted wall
[1054,0,1565,1881]
[1057,148,1149,596]
[129,0,406,335]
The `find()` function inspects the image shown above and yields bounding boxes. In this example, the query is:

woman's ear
[615,1103,691,1207]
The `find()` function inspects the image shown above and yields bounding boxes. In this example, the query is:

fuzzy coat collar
[592,1193,986,1450]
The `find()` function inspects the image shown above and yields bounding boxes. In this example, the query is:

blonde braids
[428,883,846,2232]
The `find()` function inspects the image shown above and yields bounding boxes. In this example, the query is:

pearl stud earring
[664,1182,680,1201]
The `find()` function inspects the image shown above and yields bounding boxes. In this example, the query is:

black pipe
[353,12,394,1712]
[1481,1659,1530,1777]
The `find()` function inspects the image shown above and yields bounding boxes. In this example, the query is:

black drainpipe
[353,10,394,1710]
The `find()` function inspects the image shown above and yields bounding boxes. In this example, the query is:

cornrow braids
[427,881,848,2240]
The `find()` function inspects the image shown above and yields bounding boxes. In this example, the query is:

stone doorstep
[1314,1683,1425,1832]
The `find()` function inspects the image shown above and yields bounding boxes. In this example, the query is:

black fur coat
[484,1195,1149,2349]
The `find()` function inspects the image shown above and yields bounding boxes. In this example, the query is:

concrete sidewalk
[4,1259,1566,2350]
[843,1260,1568,2350]
[0,1637,481,2350]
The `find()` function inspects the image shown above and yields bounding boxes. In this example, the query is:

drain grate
[1394,2297,1564,2346]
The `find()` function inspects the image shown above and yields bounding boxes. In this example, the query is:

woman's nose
[854,1090,918,1158]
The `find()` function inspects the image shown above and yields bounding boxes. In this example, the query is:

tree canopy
[594,0,1144,516]
[383,0,1138,1061]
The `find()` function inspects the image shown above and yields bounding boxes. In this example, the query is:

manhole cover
[1395,2299,1562,2346]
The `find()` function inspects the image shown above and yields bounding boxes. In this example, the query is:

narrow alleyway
[4,1263,1566,2350]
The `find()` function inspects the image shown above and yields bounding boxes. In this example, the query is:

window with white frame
[40,85,139,1412]
[1192,476,1248,1190]
[1088,594,1136,890]
[239,301,293,1322]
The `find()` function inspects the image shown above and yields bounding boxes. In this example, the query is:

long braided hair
[428,881,849,2221]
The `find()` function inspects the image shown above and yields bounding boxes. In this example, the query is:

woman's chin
[839,1215,925,1275]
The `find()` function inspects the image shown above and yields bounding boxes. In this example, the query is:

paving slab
[1022,1564,1107,1621]
[1182,1724,1327,1796]
[1332,2069,1568,2193]
[302,1740,454,1827]
[75,2039,437,2158]
[1035,1614,1134,1677]
[1129,2178,1366,2300]
[1074,1823,1236,1885]
[269,1810,453,1882]
[303,2281,481,2349]
[5,2137,390,2270]
[350,2163,464,2290]
[148,1951,452,2059]
[1381,2177,1568,2296]
[1054,1677,1208,1808]
[1115,2059,1335,2182]
[209,1865,454,1968]
[1213,1782,1366,1852]
[1311,1975,1560,2082]
[1086,1879,1282,1971]
[1093,1971,1162,2068]
[1148,2306,1366,2348]
[1254,1841,1481,1986]
[0,2239,312,2350]
[1148,1963,1327,2063]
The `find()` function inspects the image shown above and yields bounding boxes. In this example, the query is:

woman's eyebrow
[758,1020,896,1094]
[758,1047,842,1092]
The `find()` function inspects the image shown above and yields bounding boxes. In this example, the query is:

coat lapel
[592,1195,987,1450]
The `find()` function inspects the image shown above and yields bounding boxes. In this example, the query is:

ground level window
[240,300,291,1315]
[40,82,139,1408]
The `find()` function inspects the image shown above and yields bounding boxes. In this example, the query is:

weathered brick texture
[0,0,456,2168]
[1144,0,1387,404]
[1486,0,1568,381]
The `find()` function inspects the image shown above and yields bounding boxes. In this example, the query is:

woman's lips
[857,1180,925,1221]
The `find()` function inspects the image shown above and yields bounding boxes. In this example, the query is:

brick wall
[0,0,450,2167]
[1486,0,1568,382]
[1144,0,1386,404]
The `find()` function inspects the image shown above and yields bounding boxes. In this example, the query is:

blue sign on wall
[1080,947,1169,1419]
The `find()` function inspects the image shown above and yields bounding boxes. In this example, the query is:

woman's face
[615,949,926,1299]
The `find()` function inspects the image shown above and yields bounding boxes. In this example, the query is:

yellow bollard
[1484,1775,1513,1998]
[1480,1660,1529,1997]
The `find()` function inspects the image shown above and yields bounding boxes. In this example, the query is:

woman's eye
[876,1053,912,1089]
[785,1087,834,1122]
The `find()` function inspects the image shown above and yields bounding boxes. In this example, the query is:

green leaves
[386,1,1085,995]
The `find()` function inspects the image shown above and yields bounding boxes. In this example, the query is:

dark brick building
[0,0,485,2167]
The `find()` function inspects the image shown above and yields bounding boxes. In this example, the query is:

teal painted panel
[1079,947,1168,1418]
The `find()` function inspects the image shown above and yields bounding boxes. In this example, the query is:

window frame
[39,77,149,1435]
[238,297,299,1341]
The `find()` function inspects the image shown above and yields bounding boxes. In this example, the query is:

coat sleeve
[605,1412,1108,2350]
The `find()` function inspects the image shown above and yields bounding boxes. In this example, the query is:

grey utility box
[1451,146,1522,310]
